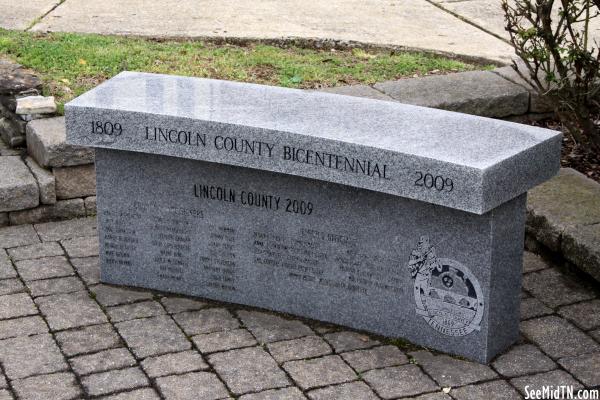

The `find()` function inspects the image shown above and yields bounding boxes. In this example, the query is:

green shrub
[502,0,600,153]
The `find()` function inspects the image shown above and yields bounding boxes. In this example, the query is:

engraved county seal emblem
[407,236,484,337]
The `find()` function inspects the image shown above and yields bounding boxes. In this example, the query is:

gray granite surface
[65,72,561,214]
[95,149,526,363]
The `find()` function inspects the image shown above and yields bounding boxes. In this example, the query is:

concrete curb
[322,66,554,120]
[526,168,600,283]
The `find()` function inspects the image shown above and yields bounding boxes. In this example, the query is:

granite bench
[65,72,561,362]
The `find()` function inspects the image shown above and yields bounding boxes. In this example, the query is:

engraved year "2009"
[285,199,313,215]
[90,121,122,136]
[414,172,454,192]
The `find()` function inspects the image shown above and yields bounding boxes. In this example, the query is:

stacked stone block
[0,117,96,226]
[0,60,49,147]
[0,60,96,226]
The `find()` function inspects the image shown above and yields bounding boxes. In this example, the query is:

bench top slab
[65,71,561,214]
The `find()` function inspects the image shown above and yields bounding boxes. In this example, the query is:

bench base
[96,148,525,363]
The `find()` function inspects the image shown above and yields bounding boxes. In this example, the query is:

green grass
[0,29,485,110]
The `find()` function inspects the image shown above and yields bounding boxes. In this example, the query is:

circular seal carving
[408,236,484,337]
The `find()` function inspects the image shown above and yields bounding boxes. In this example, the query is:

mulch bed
[533,119,600,184]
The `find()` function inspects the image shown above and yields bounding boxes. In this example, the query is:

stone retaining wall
[0,115,96,226]
[0,60,96,227]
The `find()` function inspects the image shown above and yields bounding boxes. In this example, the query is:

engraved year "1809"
[90,121,122,136]
[414,171,454,192]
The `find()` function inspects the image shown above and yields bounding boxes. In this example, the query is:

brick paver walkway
[0,217,598,399]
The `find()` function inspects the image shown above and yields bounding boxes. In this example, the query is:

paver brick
[323,331,380,353]
[0,333,68,379]
[193,328,256,353]
[27,276,85,297]
[310,323,337,334]
[341,345,408,372]
[98,388,161,400]
[61,236,99,258]
[0,315,47,339]
[0,224,39,248]
[91,284,153,307]
[0,293,37,319]
[522,251,549,273]
[590,328,600,342]
[69,348,136,376]
[55,323,121,357]
[115,315,190,358]
[7,242,63,261]
[209,347,289,395]
[520,316,600,358]
[82,367,149,397]
[156,371,229,400]
[491,344,556,378]
[409,350,497,387]
[35,217,97,241]
[558,299,600,330]
[238,310,313,343]
[35,290,107,330]
[160,296,207,313]
[0,390,11,400]
[12,372,81,400]
[558,352,600,387]
[70,256,99,285]
[450,380,521,400]
[107,300,165,323]
[522,268,595,308]
[15,255,74,281]
[141,350,208,378]
[0,278,25,296]
[408,394,452,400]
[0,249,16,278]
[307,381,378,400]
[362,365,439,399]
[283,355,355,390]
[0,156,39,212]
[520,297,553,320]
[241,387,307,400]
[267,335,331,363]
[510,370,583,396]
[174,308,239,336]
